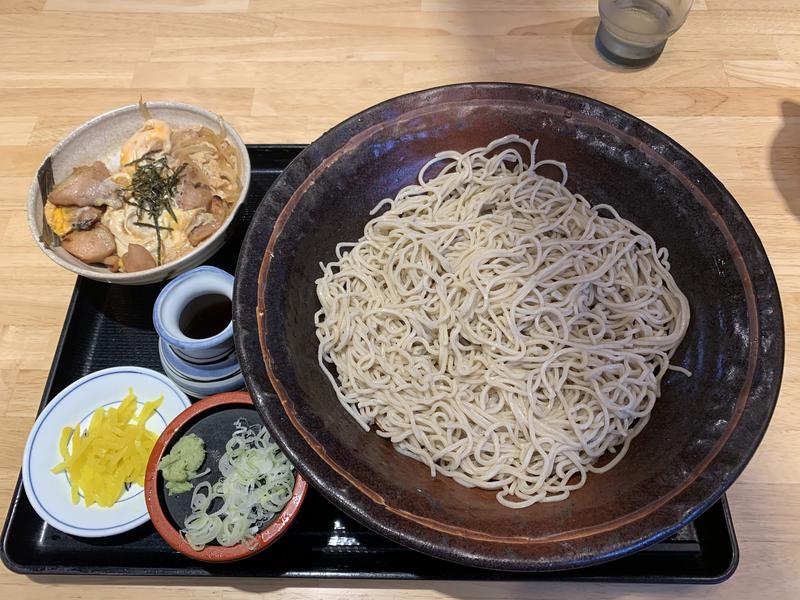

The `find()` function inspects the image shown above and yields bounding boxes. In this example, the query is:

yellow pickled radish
[50,388,162,508]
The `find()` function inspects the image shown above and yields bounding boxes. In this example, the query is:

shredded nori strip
[123,152,185,265]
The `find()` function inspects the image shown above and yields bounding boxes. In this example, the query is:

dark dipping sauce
[179,293,231,339]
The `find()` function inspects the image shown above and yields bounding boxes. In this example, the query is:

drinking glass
[596,0,693,67]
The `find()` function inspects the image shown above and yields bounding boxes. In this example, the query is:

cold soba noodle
[314,135,690,508]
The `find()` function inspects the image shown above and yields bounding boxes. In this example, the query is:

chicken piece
[121,243,156,272]
[103,255,121,272]
[185,195,231,247]
[176,166,214,211]
[187,222,219,246]
[209,196,227,221]
[61,224,116,264]
[187,212,221,246]
[47,162,120,208]
[44,204,103,237]
[74,207,103,230]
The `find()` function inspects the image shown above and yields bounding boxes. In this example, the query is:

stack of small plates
[157,337,244,398]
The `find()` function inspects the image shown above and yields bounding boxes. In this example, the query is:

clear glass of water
[596,0,693,67]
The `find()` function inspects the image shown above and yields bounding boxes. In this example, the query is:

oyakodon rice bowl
[28,101,250,285]
[234,83,783,571]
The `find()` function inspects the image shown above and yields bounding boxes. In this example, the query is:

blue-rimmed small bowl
[21,367,191,538]
[153,265,234,362]
[153,266,244,397]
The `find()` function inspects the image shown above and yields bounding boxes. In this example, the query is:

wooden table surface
[1,1,798,598]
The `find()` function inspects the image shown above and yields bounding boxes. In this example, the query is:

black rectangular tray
[1,145,738,583]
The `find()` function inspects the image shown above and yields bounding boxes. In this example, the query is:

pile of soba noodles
[314,135,690,508]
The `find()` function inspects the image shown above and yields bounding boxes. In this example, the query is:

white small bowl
[22,367,191,538]
[27,101,251,285]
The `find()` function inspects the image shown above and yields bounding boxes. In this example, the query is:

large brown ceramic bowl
[233,84,783,571]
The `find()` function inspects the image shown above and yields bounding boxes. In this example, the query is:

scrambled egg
[101,203,202,262]
[120,119,172,168]
[44,203,75,237]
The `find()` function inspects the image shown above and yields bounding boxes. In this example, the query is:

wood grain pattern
[1,1,798,598]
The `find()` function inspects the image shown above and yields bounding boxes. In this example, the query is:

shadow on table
[770,101,800,220]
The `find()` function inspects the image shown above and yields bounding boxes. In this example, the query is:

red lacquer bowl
[144,391,307,562]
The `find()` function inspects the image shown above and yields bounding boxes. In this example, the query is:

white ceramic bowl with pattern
[22,367,191,538]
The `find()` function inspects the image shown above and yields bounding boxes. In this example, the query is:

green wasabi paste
[158,433,206,495]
